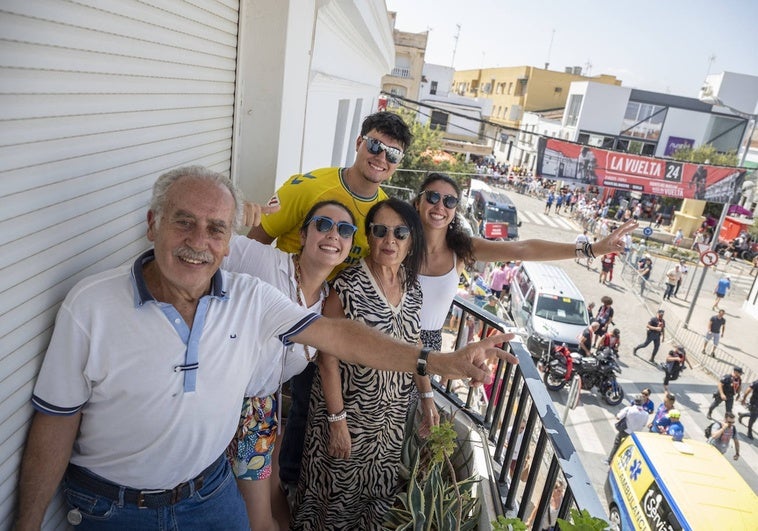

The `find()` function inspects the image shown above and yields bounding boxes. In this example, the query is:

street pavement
[491,186,758,505]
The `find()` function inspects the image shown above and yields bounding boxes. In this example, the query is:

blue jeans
[62,458,250,530]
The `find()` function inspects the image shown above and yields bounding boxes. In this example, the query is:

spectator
[293,199,432,529]
[738,379,758,440]
[596,327,621,356]
[599,252,617,285]
[662,264,681,301]
[707,367,743,419]
[638,388,655,414]
[712,275,731,310]
[664,409,684,441]
[545,189,555,214]
[673,259,688,297]
[15,167,513,531]
[707,412,741,460]
[649,393,676,433]
[605,394,649,463]
[637,253,653,295]
[574,230,592,267]
[489,262,509,299]
[483,294,500,316]
[663,346,692,393]
[702,309,726,357]
[579,322,600,356]
[673,229,684,247]
[595,295,615,337]
[633,309,665,363]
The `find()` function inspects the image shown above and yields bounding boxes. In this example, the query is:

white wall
[654,107,713,157]
[420,63,455,98]
[571,82,631,135]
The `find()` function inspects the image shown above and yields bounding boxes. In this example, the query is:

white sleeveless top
[418,253,459,331]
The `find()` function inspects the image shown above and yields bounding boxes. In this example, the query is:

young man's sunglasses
[419,190,459,209]
[369,223,411,241]
[307,216,357,239]
[362,136,404,164]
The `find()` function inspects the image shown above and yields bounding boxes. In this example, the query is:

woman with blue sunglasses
[413,172,638,352]
[221,200,356,531]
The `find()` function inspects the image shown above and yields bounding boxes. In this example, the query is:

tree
[670,144,738,167]
[389,107,476,193]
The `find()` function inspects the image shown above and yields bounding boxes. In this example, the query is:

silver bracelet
[419,391,435,399]
[327,409,347,423]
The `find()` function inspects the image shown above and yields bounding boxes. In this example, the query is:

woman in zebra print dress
[292,198,429,530]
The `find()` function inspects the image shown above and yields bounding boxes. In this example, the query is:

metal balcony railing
[433,295,606,528]
[391,67,410,78]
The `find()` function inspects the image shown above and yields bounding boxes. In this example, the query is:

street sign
[700,250,718,267]
[642,227,653,237]
[697,243,710,253]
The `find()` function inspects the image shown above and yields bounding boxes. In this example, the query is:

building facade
[381,11,427,101]
[0,1,394,527]
[452,66,621,130]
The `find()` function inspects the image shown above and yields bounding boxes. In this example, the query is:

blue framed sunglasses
[420,190,459,209]
[307,216,357,239]
[369,223,411,240]
[362,136,404,164]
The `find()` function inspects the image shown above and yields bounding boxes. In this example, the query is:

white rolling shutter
[0,1,240,527]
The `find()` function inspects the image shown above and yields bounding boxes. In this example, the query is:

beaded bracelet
[327,409,347,423]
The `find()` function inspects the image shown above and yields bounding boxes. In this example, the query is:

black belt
[65,454,225,509]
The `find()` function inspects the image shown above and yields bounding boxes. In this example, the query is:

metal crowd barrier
[433,295,606,528]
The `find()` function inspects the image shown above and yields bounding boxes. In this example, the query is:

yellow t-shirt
[260,167,387,275]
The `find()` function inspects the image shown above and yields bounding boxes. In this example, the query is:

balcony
[431,295,606,527]
[391,67,411,78]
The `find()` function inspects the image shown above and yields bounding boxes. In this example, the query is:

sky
[384,0,758,99]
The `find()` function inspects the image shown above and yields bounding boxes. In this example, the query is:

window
[430,110,448,131]
[508,82,513,94]
[621,101,667,140]
[565,94,583,126]
[430,81,438,95]
[554,86,563,93]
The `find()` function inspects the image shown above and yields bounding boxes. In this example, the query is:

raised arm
[15,411,82,530]
[471,219,637,263]
[291,318,516,384]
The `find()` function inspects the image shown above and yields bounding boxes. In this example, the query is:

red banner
[536,138,746,204]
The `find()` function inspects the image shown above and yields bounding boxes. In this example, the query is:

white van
[508,262,589,359]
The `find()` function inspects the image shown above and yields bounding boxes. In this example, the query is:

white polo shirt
[222,235,324,396]
[32,251,318,489]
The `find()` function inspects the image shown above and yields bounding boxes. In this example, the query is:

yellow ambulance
[605,432,757,530]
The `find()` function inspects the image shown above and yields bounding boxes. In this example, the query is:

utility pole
[451,24,461,68]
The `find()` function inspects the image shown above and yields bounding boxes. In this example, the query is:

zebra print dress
[292,260,422,530]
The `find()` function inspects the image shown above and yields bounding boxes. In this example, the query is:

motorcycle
[543,346,625,406]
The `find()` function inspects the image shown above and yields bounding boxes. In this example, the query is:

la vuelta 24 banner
[536,138,746,204]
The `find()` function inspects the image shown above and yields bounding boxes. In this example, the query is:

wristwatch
[416,348,431,376]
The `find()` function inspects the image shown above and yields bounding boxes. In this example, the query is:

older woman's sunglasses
[307,216,357,239]
[362,136,404,164]
[369,223,411,240]
[419,190,459,209]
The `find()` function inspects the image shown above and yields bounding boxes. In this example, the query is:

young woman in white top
[222,200,357,531]
[413,172,637,352]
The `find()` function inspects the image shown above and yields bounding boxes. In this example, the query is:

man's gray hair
[150,165,243,231]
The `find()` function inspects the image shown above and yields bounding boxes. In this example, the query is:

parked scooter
[543,345,624,405]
